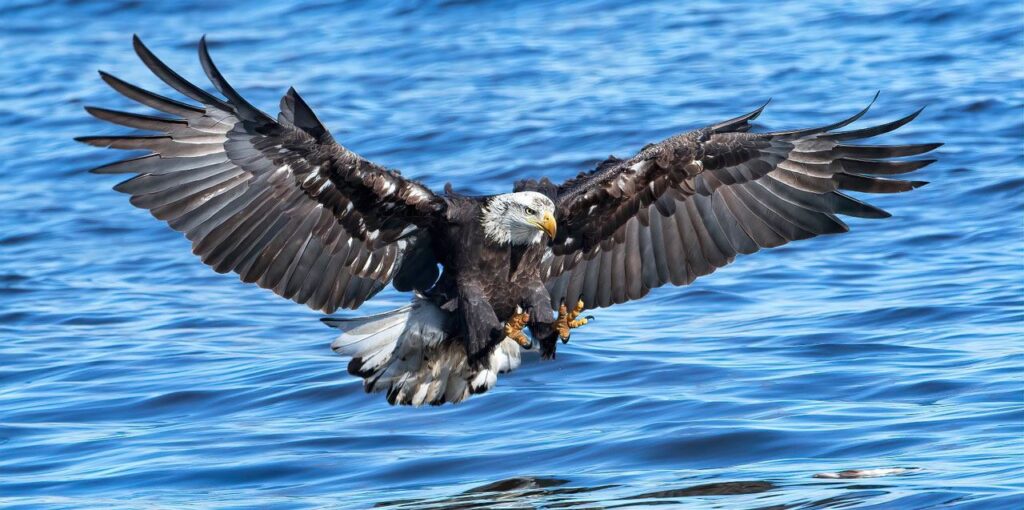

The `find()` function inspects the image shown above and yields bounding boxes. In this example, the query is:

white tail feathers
[325,298,522,406]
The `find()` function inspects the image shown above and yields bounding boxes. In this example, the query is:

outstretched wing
[78,36,445,312]
[517,95,940,309]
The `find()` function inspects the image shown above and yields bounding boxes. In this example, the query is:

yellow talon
[556,299,589,342]
[504,310,531,348]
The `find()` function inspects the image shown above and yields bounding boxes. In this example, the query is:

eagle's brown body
[424,194,558,361]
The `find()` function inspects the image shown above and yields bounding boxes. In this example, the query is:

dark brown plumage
[518,94,939,309]
[78,36,444,312]
[78,36,940,405]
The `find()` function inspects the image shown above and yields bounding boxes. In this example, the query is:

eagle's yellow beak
[536,211,557,239]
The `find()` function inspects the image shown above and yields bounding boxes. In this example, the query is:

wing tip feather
[74,136,111,148]
[749,97,771,119]
[712,97,772,133]
[195,35,273,124]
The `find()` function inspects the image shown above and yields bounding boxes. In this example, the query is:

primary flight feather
[78,36,940,406]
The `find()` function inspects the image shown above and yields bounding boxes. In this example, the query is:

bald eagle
[78,37,940,406]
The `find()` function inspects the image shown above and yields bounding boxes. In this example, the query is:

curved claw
[556,300,590,343]
[503,310,532,349]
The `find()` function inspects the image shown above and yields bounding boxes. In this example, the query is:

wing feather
[79,37,445,312]
[529,96,939,308]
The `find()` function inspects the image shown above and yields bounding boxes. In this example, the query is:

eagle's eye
[525,207,536,215]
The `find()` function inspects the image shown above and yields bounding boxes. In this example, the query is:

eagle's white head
[482,191,557,246]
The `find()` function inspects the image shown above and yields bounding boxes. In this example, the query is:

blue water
[2,0,1022,508]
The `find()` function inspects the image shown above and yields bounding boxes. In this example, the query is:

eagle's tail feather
[325,306,410,376]
[325,298,522,406]
[325,307,409,353]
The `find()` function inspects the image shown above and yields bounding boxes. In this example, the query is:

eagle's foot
[503,309,532,349]
[555,300,591,343]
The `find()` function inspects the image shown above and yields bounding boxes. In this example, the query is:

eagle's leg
[503,307,532,349]
[457,284,506,366]
[555,300,590,343]
[520,281,560,358]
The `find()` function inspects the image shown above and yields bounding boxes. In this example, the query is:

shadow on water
[370,475,959,509]
[374,476,784,509]
[374,477,596,509]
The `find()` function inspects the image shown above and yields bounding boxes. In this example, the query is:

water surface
[1,1,1022,508]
